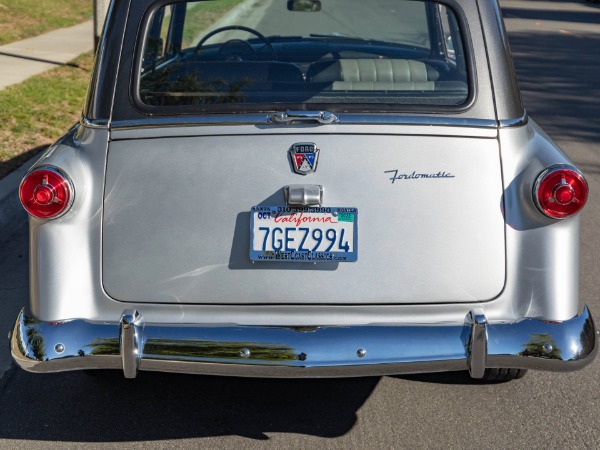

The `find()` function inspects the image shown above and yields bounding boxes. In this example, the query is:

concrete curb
[0,156,39,236]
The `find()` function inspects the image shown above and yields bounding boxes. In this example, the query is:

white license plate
[250,206,358,262]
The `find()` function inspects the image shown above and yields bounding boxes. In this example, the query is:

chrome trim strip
[11,306,596,378]
[498,113,529,128]
[80,115,109,129]
[110,115,498,130]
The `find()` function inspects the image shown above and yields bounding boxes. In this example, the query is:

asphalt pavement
[1,1,600,448]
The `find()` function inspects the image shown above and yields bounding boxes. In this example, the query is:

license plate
[250,206,358,262]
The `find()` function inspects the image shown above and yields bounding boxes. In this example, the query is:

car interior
[138,0,469,109]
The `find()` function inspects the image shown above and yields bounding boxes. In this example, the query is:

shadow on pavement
[395,371,477,385]
[504,22,600,145]
[395,371,526,385]
[0,370,379,441]
[0,145,46,180]
[0,51,86,69]
[503,7,600,24]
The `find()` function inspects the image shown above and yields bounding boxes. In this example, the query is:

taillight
[19,167,74,219]
[534,165,588,219]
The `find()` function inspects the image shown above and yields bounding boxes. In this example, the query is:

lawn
[0,52,94,179]
[0,0,244,180]
[0,0,92,45]
[181,0,243,47]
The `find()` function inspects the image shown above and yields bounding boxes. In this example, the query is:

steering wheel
[194,25,277,61]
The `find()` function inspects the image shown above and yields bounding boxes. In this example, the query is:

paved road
[1,1,600,448]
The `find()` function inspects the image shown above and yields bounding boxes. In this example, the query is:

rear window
[137,0,470,112]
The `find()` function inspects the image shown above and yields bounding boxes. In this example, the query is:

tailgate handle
[285,185,323,207]
[271,111,338,125]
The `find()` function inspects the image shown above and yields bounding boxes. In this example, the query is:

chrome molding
[11,306,597,378]
[110,114,498,130]
[80,115,109,129]
[498,113,528,128]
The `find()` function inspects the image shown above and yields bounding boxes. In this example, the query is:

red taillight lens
[534,166,588,219]
[19,167,74,219]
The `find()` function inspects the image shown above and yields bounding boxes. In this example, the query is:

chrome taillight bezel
[19,165,75,219]
[533,164,588,220]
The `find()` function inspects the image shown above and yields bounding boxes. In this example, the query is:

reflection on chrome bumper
[10,306,597,379]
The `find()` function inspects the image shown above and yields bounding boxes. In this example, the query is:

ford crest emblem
[289,143,319,175]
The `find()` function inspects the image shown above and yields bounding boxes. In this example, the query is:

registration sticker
[250,206,358,262]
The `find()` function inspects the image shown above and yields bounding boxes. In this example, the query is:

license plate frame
[250,206,358,262]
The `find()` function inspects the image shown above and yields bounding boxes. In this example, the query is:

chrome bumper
[10,306,597,379]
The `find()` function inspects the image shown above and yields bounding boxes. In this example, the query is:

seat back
[307,59,439,84]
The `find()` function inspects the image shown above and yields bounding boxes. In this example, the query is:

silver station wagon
[11,0,597,381]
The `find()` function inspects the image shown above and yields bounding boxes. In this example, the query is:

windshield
[137,0,469,112]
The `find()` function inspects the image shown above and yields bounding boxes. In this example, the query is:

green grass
[157,0,244,50]
[0,0,92,45]
[0,0,242,179]
[181,0,244,48]
[0,52,94,179]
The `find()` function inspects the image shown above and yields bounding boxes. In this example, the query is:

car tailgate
[102,129,505,304]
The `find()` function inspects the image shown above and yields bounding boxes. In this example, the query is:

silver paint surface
[102,131,505,304]
[26,120,584,324]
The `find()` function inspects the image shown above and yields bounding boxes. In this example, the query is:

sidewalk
[0,20,94,90]
[0,21,95,233]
